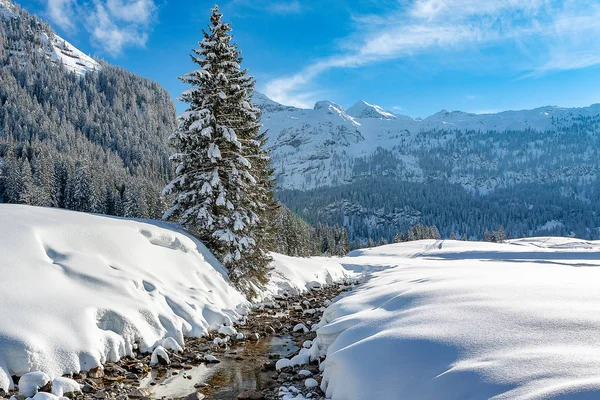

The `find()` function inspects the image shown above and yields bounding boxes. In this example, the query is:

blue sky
[15,0,600,117]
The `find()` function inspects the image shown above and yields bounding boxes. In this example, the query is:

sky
[13,0,600,117]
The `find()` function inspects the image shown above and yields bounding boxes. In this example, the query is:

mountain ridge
[0,0,100,76]
[256,91,600,241]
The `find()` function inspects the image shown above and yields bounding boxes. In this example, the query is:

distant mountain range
[256,92,600,242]
[2,0,599,243]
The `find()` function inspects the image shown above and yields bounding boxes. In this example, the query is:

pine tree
[163,5,274,295]
[2,141,21,203]
[19,159,33,204]
[65,162,94,212]
[491,225,507,243]
[483,228,491,242]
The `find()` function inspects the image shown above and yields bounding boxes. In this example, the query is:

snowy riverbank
[0,205,351,394]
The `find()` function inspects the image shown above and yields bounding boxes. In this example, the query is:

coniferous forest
[0,7,176,218]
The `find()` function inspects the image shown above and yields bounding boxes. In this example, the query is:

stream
[140,335,299,399]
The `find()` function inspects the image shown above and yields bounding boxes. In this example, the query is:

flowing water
[140,334,300,399]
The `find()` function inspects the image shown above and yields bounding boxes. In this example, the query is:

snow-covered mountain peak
[1,0,100,76]
[427,109,474,120]
[347,100,396,120]
[314,100,345,112]
[314,100,360,126]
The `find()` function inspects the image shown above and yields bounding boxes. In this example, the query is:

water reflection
[140,334,300,399]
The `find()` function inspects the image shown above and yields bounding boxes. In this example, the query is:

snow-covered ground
[0,205,350,393]
[262,253,351,299]
[313,238,600,400]
[5,204,600,399]
[0,205,246,391]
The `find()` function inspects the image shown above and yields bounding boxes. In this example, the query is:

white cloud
[46,0,76,30]
[44,0,156,55]
[227,0,304,16]
[270,1,302,15]
[264,0,600,107]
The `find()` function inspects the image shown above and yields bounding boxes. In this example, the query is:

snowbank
[260,253,353,299]
[314,238,600,399]
[0,205,246,391]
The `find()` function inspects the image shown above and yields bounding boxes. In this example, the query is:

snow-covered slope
[313,238,600,399]
[262,253,353,299]
[0,0,99,76]
[0,205,247,391]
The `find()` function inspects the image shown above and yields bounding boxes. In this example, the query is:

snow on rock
[28,393,62,400]
[275,358,293,370]
[204,354,220,363]
[314,238,600,399]
[150,346,170,366]
[217,325,237,336]
[18,371,50,397]
[293,324,309,333]
[154,337,183,353]
[50,377,80,397]
[259,253,354,300]
[304,378,318,388]
[0,205,246,391]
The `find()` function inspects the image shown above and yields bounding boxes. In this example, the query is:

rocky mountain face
[258,92,600,243]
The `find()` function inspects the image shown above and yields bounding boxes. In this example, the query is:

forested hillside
[0,0,177,218]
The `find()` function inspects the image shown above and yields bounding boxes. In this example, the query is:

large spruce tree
[163,5,274,295]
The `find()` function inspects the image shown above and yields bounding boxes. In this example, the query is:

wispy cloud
[270,1,302,15]
[264,0,600,107]
[227,0,304,16]
[44,0,156,55]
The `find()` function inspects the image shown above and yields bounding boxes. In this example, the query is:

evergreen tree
[483,228,491,242]
[18,159,33,204]
[163,5,274,295]
[65,162,94,212]
[2,141,21,203]
[491,225,507,243]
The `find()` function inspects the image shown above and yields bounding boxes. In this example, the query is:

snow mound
[0,205,246,391]
[18,371,50,397]
[260,253,354,299]
[315,238,600,399]
[50,377,80,397]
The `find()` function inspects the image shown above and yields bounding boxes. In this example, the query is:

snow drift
[0,205,247,391]
[261,253,352,299]
[314,238,600,400]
